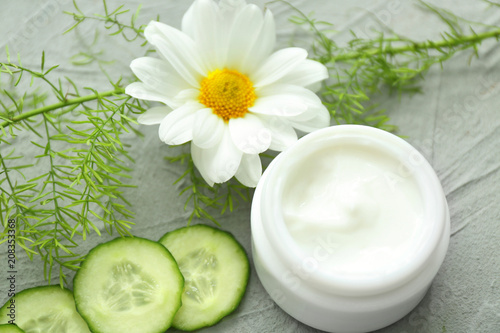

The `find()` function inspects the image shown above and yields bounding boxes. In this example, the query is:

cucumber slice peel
[73,237,184,333]
[0,324,25,333]
[159,225,250,331]
[0,286,90,333]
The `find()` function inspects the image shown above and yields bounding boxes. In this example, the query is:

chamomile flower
[126,0,330,187]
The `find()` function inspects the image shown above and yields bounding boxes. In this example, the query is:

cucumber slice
[159,225,250,331]
[0,324,24,333]
[73,237,184,333]
[0,286,90,333]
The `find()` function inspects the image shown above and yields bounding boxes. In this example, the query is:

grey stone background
[1,0,499,332]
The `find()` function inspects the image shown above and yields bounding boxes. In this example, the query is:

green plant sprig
[0,87,124,129]
[0,46,142,285]
[332,28,500,62]
[64,0,148,44]
[280,0,500,131]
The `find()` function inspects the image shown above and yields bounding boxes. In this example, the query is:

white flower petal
[250,84,322,117]
[137,106,170,125]
[125,82,175,107]
[220,0,246,10]
[159,102,204,145]
[145,21,205,86]
[182,0,226,70]
[191,143,214,187]
[229,114,272,154]
[257,83,322,100]
[249,96,307,117]
[252,48,308,87]
[175,88,200,102]
[181,0,196,38]
[192,108,224,149]
[286,104,323,123]
[226,4,263,73]
[130,57,191,96]
[288,104,331,133]
[192,127,243,184]
[219,0,246,20]
[260,116,298,151]
[275,59,328,88]
[235,153,262,187]
[307,81,322,93]
[245,10,276,73]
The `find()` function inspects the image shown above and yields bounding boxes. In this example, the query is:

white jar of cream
[251,125,450,333]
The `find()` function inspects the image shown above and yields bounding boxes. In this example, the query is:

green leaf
[41,51,45,72]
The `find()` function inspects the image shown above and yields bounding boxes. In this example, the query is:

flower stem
[0,87,125,128]
[333,29,500,62]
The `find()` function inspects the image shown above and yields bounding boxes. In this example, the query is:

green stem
[43,114,63,281]
[0,152,15,196]
[333,29,500,62]
[0,88,125,128]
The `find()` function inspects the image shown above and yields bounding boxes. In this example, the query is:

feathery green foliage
[0,46,140,285]
[64,0,148,43]
[280,0,500,131]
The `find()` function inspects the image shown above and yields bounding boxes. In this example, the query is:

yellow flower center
[199,69,256,122]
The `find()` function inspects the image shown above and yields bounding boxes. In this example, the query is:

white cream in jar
[251,125,450,333]
[283,143,425,279]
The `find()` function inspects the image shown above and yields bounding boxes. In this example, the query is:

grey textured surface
[1,0,500,332]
